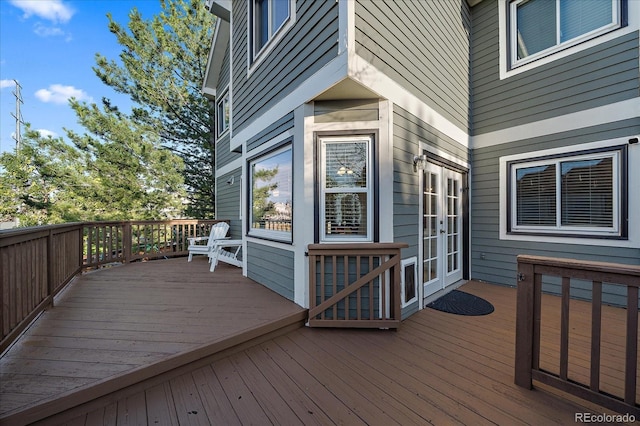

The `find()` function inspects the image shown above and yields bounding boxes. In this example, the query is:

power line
[10,79,24,153]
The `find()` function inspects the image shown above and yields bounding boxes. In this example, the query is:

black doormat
[427,290,494,316]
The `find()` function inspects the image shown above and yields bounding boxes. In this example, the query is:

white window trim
[216,88,230,137]
[248,143,293,243]
[246,0,296,76]
[498,0,636,79]
[499,138,638,248]
[509,150,621,236]
[319,135,373,243]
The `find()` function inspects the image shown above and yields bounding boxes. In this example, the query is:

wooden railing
[83,220,223,267]
[0,219,223,352]
[307,243,407,328]
[515,255,640,417]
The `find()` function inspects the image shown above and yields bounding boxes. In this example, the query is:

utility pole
[11,79,24,153]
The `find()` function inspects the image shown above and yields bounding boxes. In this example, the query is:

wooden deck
[1,259,637,425]
[0,257,307,424]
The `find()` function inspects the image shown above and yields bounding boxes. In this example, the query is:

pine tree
[94,0,217,218]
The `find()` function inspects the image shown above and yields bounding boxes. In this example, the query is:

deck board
[2,258,637,425]
[0,257,306,422]
[44,279,635,426]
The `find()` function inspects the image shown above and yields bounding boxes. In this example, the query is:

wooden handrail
[0,219,225,353]
[515,254,640,417]
[307,243,407,328]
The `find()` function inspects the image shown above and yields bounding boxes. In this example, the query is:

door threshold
[423,279,468,307]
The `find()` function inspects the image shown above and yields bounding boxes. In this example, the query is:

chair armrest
[188,237,209,244]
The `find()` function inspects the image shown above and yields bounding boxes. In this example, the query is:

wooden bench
[209,239,242,272]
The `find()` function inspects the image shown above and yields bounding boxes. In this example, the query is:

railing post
[47,228,54,308]
[514,259,534,389]
[123,222,131,264]
[79,225,85,270]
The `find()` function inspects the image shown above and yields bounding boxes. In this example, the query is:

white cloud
[37,129,58,138]
[9,0,75,24]
[33,22,66,38]
[35,84,92,104]
[1,79,16,90]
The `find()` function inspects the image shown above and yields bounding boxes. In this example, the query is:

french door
[422,161,464,300]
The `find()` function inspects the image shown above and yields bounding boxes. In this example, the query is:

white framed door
[422,162,464,299]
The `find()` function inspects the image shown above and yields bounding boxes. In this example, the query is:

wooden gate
[308,243,407,328]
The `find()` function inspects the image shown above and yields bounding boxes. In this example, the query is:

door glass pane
[423,170,438,283]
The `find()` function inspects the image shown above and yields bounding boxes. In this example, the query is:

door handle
[440,229,446,234]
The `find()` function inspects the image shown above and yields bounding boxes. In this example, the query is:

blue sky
[0,0,164,154]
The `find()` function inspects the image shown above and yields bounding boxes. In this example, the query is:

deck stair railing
[515,254,640,417]
[0,219,223,352]
[307,243,407,328]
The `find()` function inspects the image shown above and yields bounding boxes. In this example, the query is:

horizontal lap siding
[355,0,471,132]
[393,107,470,317]
[216,168,241,238]
[470,119,640,305]
[247,112,294,153]
[471,0,640,134]
[218,42,230,91]
[246,242,295,301]
[232,0,338,134]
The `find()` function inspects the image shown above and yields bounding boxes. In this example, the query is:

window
[216,90,229,136]
[249,144,292,242]
[320,136,373,241]
[508,147,627,237]
[509,0,622,68]
[251,0,291,59]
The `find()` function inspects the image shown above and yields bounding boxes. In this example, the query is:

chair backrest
[207,222,229,247]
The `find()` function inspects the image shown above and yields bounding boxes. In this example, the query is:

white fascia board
[348,53,470,148]
[472,98,640,149]
[230,52,349,151]
[201,19,230,96]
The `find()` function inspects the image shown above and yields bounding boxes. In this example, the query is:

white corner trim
[472,98,640,150]
[349,53,470,148]
[337,0,353,55]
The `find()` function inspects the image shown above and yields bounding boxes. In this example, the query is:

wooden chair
[187,222,229,262]
[209,239,242,272]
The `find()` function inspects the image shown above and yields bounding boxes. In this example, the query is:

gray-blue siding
[355,0,471,132]
[471,0,640,135]
[470,118,640,306]
[216,168,241,239]
[231,0,338,134]
[392,106,470,318]
[247,112,294,153]
[246,241,295,301]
